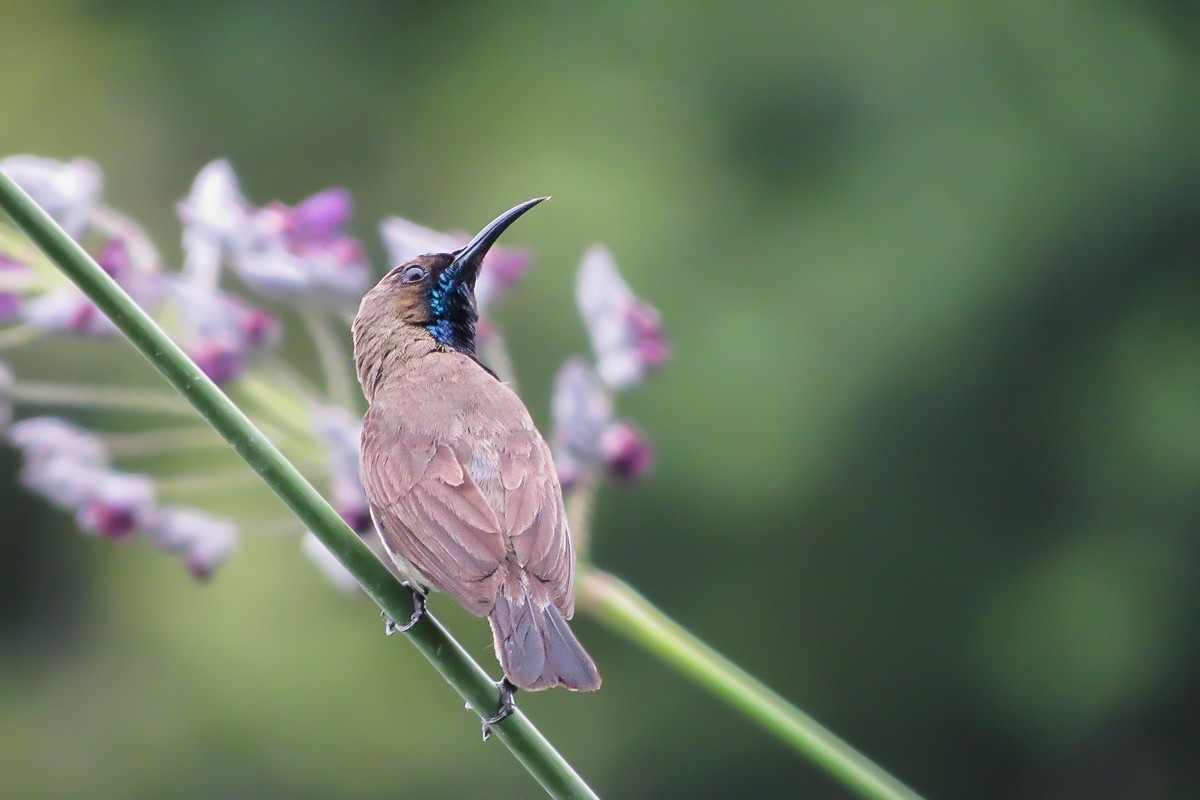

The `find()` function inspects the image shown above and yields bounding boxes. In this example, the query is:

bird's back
[361,350,576,618]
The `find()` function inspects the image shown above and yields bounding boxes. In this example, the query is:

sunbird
[352,197,601,736]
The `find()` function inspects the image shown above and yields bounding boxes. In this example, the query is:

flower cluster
[6,417,235,578]
[0,155,279,378]
[0,154,668,588]
[179,161,370,305]
[550,246,667,489]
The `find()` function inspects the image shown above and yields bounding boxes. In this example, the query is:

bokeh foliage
[2,1,1199,798]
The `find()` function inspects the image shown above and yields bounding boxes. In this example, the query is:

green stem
[153,469,267,495]
[299,305,357,410]
[0,324,40,351]
[0,170,599,800]
[102,427,224,456]
[579,569,925,800]
[4,378,198,416]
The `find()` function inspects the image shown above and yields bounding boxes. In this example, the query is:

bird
[352,197,601,737]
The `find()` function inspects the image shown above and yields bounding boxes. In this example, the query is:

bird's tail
[488,573,601,693]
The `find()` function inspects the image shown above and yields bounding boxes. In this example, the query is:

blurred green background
[2,1,1200,798]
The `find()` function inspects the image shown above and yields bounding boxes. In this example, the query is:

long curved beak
[449,196,548,286]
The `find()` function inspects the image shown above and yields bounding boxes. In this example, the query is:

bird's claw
[383,584,427,635]
[481,678,519,741]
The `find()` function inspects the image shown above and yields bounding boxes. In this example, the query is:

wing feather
[361,411,506,615]
[499,431,576,618]
[361,389,576,621]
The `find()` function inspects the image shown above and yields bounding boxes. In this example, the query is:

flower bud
[0,254,26,322]
[576,246,670,390]
[598,421,654,482]
[76,472,156,539]
[146,507,239,580]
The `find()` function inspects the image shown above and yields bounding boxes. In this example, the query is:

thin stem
[0,170,599,800]
[578,569,925,800]
[154,469,265,495]
[103,426,224,456]
[0,324,40,351]
[3,379,198,416]
[565,483,596,561]
[240,516,307,538]
[299,305,357,410]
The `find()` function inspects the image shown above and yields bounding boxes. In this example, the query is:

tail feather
[488,577,601,692]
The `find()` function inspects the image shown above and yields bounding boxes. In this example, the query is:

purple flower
[234,231,370,303]
[8,417,117,514]
[2,151,672,591]
[598,421,654,482]
[380,215,531,314]
[1,155,102,238]
[286,188,353,243]
[550,359,656,488]
[313,405,371,533]
[550,359,614,489]
[8,417,109,467]
[166,278,278,385]
[0,292,20,321]
[19,456,108,509]
[0,254,26,322]
[21,288,117,336]
[76,472,157,539]
[178,162,370,305]
[145,507,238,580]
[184,523,237,581]
[8,418,158,538]
[177,160,253,289]
[17,234,164,339]
[233,301,282,351]
[576,246,670,390]
[189,337,245,384]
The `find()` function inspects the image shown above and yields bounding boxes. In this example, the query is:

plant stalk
[579,569,925,800]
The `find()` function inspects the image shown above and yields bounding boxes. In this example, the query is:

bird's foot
[383,584,427,635]
[481,678,519,742]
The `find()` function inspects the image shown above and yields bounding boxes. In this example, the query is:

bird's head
[353,197,547,358]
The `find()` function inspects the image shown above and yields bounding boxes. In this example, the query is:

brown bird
[352,198,600,735]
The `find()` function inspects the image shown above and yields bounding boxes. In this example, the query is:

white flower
[8,417,110,466]
[1,155,102,238]
[576,246,669,389]
[177,160,253,290]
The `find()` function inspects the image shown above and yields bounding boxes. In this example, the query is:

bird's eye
[400,265,427,284]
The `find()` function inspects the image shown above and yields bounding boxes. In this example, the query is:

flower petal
[576,245,670,389]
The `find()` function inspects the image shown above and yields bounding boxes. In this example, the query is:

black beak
[448,196,548,287]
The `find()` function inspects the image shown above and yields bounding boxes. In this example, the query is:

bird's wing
[497,427,576,618]
[361,414,508,616]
